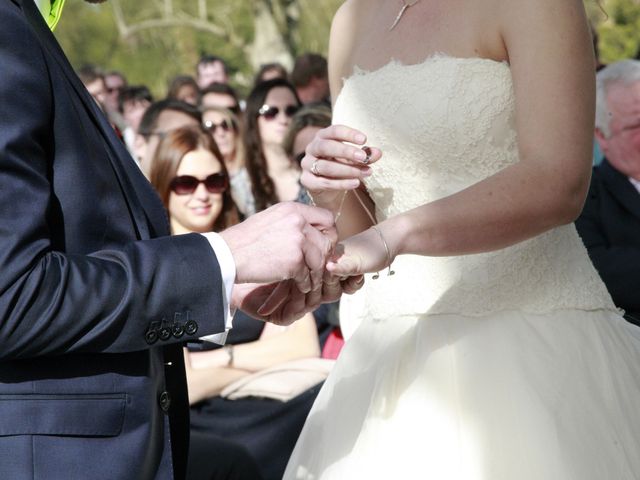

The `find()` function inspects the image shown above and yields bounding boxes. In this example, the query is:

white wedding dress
[283,56,640,479]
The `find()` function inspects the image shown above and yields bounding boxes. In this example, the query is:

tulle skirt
[284,309,640,479]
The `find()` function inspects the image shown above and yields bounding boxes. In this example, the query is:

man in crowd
[576,60,640,326]
[290,52,330,105]
[104,70,127,117]
[78,63,108,109]
[196,54,229,89]
[134,99,202,175]
[119,84,153,157]
[199,82,242,114]
[0,1,360,479]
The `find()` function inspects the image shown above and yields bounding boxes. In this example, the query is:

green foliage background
[54,0,342,97]
[591,0,640,62]
[53,0,640,98]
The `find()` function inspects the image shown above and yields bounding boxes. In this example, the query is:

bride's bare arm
[329,0,596,273]
[299,1,380,240]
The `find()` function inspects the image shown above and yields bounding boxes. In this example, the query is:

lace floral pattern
[334,56,616,320]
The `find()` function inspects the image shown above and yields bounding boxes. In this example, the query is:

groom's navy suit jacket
[575,159,640,326]
[0,1,226,478]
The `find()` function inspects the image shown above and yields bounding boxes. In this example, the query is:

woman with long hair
[202,106,255,216]
[244,78,306,212]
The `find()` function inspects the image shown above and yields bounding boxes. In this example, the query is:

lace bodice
[335,56,616,321]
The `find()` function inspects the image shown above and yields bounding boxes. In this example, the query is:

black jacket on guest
[575,159,640,326]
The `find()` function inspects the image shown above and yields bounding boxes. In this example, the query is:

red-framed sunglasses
[169,173,228,195]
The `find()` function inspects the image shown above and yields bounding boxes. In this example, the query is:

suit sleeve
[575,182,640,313]
[0,2,226,360]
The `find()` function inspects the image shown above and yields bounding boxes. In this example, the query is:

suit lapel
[600,159,640,222]
[21,0,170,239]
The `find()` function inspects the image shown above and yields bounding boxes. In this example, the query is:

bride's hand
[326,226,395,277]
[301,125,382,207]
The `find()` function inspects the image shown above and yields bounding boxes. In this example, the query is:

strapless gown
[283,56,640,479]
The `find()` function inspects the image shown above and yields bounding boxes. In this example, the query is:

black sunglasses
[203,119,234,134]
[258,104,299,120]
[170,173,228,195]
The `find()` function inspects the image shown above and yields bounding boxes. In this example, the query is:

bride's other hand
[326,226,395,277]
[301,125,382,207]
[320,269,365,305]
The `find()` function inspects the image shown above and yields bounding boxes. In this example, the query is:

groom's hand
[232,281,309,326]
[220,202,337,293]
[320,271,365,305]
[255,270,365,325]
[234,273,365,326]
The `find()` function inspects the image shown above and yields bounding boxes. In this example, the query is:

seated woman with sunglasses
[244,78,310,213]
[202,106,256,217]
[150,125,324,480]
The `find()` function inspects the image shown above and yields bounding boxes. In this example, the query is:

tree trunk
[247,0,298,70]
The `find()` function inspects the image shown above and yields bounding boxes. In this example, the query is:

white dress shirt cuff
[199,232,236,344]
[629,176,640,194]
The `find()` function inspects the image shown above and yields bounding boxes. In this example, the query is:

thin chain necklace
[389,0,422,31]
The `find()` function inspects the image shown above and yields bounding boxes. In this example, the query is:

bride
[284,0,640,478]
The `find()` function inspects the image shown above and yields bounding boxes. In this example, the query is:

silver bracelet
[371,225,395,279]
[224,344,234,367]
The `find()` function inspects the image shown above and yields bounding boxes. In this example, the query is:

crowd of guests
[76,49,640,478]
[77,52,335,480]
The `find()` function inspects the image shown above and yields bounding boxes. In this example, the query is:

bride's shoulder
[335,0,364,15]
[332,0,365,30]
[329,1,367,99]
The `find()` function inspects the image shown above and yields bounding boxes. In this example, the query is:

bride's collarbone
[346,0,505,72]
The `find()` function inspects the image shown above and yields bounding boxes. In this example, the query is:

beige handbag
[220,357,334,402]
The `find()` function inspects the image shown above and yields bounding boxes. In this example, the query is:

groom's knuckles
[306,288,322,309]
[342,275,364,294]
[296,203,334,229]
[322,280,341,302]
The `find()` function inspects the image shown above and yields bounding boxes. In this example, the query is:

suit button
[145,329,158,345]
[172,323,185,338]
[184,320,198,336]
[159,391,171,412]
[158,327,171,341]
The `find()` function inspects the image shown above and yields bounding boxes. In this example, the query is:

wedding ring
[311,160,320,176]
[362,146,372,164]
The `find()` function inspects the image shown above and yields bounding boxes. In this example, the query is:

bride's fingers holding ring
[304,157,370,180]
[308,129,382,167]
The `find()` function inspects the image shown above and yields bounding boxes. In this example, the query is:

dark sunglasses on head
[169,173,228,195]
[258,104,299,120]
[203,119,234,134]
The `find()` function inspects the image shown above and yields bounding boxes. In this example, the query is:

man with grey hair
[575,59,640,326]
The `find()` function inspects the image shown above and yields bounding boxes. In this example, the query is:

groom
[0,1,359,479]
